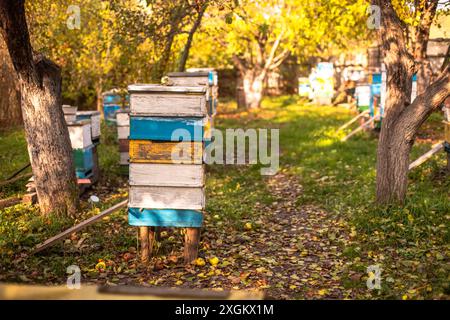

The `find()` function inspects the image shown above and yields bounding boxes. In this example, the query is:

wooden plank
[129,117,205,141]
[341,115,378,141]
[129,186,205,210]
[338,110,369,131]
[64,114,77,123]
[33,200,128,254]
[117,126,130,139]
[0,196,21,209]
[129,163,204,187]
[129,140,203,164]
[0,172,33,187]
[128,84,207,94]
[409,141,445,170]
[68,122,92,149]
[116,112,129,126]
[62,105,77,114]
[119,152,129,165]
[118,139,129,153]
[76,111,101,138]
[130,93,207,117]
[0,283,264,300]
[128,208,203,227]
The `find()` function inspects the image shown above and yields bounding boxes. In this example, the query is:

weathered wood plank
[33,200,128,254]
[120,152,129,165]
[129,140,203,164]
[76,111,101,138]
[130,93,207,117]
[128,84,207,94]
[68,121,92,149]
[116,111,129,127]
[409,141,445,170]
[129,163,204,187]
[117,126,130,139]
[64,114,77,123]
[129,186,205,210]
[128,208,203,227]
[0,196,21,209]
[62,105,77,114]
[129,117,205,141]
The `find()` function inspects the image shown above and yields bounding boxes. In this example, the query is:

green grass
[0,127,31,198]
[0,96,448,298]
[216,96,449,298]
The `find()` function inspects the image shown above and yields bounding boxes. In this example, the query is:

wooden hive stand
[127,83,212,265]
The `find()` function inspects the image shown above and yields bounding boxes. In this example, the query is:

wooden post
[148,227,157,257]
[184,227,200,264]
[408,141,445,170]
[140,226,150,264]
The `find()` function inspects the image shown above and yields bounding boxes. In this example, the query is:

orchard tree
[373,0,450,204]
[0,0,78,216]
[193,0,368,109]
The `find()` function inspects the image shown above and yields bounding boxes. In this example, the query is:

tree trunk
[373,1,450,204]
[0,0,78,216]
[412,1,438,96]
[95,83,103,116]
[241,70,265,109]
[154,25,177,81]
[177,5,206,72]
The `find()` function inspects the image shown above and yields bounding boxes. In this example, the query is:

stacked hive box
[168,70,218,150]
[62,105,100,184]
[62,105,77,123]
[117,109,130,166]
[127,84,210,262]
[102,91,122,125]
[168,70,218,116]
[76,111,101,183]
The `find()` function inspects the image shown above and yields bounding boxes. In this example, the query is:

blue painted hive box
[129,116,207,142]
[128,208,203,228]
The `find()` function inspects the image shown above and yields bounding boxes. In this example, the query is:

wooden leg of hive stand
[148,227,157,258]
[140,226,149,264]
[184,227,200,265]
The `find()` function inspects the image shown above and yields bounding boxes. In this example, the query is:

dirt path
[110,171,355,299]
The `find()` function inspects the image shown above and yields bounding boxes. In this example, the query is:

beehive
[76,111,101,142]
[127,84,208,227]
[116,110,130,165]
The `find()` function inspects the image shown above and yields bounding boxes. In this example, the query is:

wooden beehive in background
[76,111,101,143]
[168,70,218,116]
[117,110,130,166]
[62,105,77,123]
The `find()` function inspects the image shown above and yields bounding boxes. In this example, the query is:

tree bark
[0,0,78,216]
[242,70,265,109]
[373,0,450,204]
[411,1,438,96]
[177,4,207,72]
[95,81,103,116]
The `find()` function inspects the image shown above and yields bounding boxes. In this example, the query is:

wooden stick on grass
[33,200,128,254]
